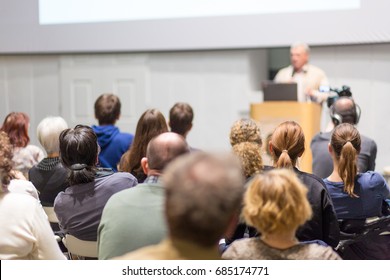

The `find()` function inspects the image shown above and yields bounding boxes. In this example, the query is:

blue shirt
[323,172,390,219]
[92,125,134,171]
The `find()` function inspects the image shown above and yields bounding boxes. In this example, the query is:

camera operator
[310,94,377,178]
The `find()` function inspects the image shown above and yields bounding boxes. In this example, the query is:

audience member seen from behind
[223,169,341,260]
[274,42,329,103]
[119,108,168,183]
[0,112,45,178]
[269,121,339,247]
[224,118,264,245]
[325,123,389,219]
[169,102,197,151]
[114,152,245,260]
[311,96,377,178]
[92,93,134,171]
[0,132,65,260]
[229,118,263,178]
[54,125,137,242]
[0,132,38,199]
[98,132,190,260]
[29,116,69,207]
[325,123,390,259]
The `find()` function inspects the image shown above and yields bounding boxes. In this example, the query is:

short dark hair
[59,125,99,185]
[94,93,121,125]
[169,102,193,136]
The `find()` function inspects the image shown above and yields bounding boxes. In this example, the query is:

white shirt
[0,187,66,260]
[274,64,329,103]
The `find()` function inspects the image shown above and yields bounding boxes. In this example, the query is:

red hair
[1,112,30,148]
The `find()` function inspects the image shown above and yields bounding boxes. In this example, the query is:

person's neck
[293,64,306,74]
[47,152,59,158]
[261,232,299,250]
[147,170,162,177]
[327,161,343,182]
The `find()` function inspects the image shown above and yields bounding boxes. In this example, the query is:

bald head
[333,97,358,125]
[146,132,190,171]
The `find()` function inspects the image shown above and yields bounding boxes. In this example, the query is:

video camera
[326,85,352,108]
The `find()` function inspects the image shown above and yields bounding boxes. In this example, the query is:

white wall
[0,43,389,172]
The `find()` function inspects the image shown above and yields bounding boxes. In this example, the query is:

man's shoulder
[275,65,293,76]
[311,131,331,145]
[105,182,162,203]
[361,134,377,146]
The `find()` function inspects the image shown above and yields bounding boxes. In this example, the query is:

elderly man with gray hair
[274,42,329,103]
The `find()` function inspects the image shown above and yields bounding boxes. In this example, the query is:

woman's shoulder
[358,171,386,185]
[298,243,341,260]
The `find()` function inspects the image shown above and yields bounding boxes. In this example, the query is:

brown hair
[1,112,30,148]
[330,123,361,197]
[270,121,305,169]
[169,102,194,136]
[94,93,121,125]
[119,109,168,182]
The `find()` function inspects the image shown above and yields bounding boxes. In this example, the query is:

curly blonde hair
[229,119,262,146]
[232,142,263,178]
[230,119,263,178]
[0,131,14,192]
[243,169,312,235]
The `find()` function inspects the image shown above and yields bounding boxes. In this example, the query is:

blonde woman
[222,169,341,260]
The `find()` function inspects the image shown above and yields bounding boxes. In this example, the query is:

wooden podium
[250,102,321,173]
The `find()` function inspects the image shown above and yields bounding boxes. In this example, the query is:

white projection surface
[39,0,360,24]
[0,0,389,53]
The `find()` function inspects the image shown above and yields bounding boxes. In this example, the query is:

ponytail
[330,123,361,198]
[338,142,359,197]
[275,149,294,169]
[68,163,96,185]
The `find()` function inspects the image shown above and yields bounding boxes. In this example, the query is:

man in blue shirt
[92,93,134,171]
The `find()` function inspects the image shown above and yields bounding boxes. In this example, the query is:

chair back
[43,206,59,223]
[336,215,390,259]
[63,234,98,259]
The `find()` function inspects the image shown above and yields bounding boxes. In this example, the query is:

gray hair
[37,116,68,154]
[290,42,310,54]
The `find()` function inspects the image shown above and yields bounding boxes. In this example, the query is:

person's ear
[268,142,273,154]
[328,143,333,155]
[141,157,149,174]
